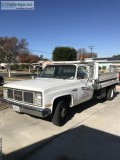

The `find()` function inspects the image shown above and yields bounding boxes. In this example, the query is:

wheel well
[93,85,116,99]
[52,95,71,115]
[106,85,115,93]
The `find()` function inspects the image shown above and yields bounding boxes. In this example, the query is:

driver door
[77,65,94,103]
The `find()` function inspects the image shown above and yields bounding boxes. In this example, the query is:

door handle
[72,89,77,92]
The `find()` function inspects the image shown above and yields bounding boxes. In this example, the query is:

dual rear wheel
[106,86,116,101]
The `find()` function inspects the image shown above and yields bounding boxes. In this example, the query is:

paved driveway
[0,87,120,160]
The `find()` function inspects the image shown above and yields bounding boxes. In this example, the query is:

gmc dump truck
[3,59,119,126]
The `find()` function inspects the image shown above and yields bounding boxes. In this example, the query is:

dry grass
[0,87,8,110]
[0,87,3,97]
[0,86,3,94]
[0,86,3,91]
[0,87,5,110]
[5,77,28,82]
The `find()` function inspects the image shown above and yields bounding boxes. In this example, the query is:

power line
[29,49,51,54]
[88,46,94,53]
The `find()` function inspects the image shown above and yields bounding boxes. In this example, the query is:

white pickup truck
[3,60,119,126]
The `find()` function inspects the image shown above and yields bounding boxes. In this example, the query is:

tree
[39,55,43,60]
[102,66,107,71]
[28,54,39,63]
[39,55,48,61]
[0,36,30,77]
[0,37,29,63]
[0,37,18,77]
[19,53,39,63]
[0,37,18,63]
[19,53,40,73]
[17,38,29,54]
[0,36,49,74]
[112,54,120,59]
[52,46,77,61]
[77,48,97,60]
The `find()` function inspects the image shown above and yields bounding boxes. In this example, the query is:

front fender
[51,93,74,109]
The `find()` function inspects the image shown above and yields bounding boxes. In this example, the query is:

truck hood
[4,78,71,92]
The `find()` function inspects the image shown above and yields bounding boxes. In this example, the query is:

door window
[77,66,88,79]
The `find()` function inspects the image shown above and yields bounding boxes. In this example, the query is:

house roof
[93,57,120,61]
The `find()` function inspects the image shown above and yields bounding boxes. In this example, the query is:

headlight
[4,88,7,98]
[36,93,42,100]
[34,92,42,106]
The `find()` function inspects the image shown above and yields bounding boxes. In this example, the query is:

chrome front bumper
[4,99,51,118]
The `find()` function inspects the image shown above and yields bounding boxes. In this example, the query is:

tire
[16,111,23,114]
[52,100,68,126]
[106,86,115,101]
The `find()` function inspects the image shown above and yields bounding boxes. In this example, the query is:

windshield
[40,65,76,79]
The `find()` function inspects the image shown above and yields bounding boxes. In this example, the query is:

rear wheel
[52,100,68,126]
[106,86,115,101]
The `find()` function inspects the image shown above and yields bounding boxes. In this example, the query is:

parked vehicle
[0,75,4,85]
[118,72,120,83]
[3,59,119,126]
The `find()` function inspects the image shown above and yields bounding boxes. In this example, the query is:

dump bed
[94,72,119,89]
[98,72,118,82]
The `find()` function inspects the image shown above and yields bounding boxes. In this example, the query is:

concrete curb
[117,85,120,88]
[0,98,8,111]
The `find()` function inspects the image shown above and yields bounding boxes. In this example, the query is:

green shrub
[102,66,107,70]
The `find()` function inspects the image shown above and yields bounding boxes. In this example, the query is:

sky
[0,0,120,59]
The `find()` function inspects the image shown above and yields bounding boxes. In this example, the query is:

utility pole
[88,46,94,53]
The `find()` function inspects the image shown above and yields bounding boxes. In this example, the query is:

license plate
[12,105,20,112]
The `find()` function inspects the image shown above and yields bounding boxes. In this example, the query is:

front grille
[24,92,33,104]
[14,90,22,101]
[7,88,34,104]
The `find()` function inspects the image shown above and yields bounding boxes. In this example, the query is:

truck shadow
[66,98,105,124]
[3,125,120,160]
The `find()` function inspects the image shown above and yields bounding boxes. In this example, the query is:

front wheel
[106,86,115,101]
[52,101,68,126]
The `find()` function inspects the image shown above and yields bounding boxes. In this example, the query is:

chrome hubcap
[111,89,114,98]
